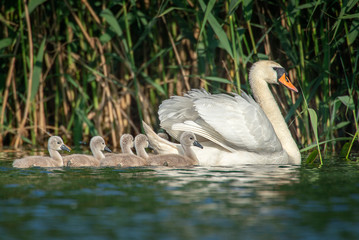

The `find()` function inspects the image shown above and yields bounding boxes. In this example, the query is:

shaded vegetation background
[0,0,358,159]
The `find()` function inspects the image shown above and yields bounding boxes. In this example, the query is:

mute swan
[137,132,203,167]
[100,134,147,167]
[63,136,111,167]
[144,60,301,165]
[12,136,71,168]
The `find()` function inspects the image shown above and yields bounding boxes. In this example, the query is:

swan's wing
[142,121,182,155]
[159,89,282,153]
[171,120,237,152]
[159,89,209,140]
[193,92,282,152]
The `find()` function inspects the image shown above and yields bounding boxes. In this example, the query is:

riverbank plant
[0,0,358,163]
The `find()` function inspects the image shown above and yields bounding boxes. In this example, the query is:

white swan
[63,136,111,167]
[144,60,301,166]
[12,136,71,168]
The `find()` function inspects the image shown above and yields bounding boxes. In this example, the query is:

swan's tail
[142,121,181,155]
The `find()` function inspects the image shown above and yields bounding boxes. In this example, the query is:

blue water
[1,152,359,240]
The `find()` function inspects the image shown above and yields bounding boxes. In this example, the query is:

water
[1,151,359,240]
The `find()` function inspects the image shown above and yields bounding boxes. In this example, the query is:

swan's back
[158,89,282,153]
[147,154,195,167]
[100,134,146,167]
[100,154,146,167]
[63,154,99,167]
[63,136,110,167]
[13,156,60,168]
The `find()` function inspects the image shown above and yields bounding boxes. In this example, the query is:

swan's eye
[272,67,288,81]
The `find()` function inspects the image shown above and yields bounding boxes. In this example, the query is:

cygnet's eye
[190,137,194,140]
[57,142,61,144]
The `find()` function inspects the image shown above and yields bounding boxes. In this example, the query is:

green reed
[0,0,357,162]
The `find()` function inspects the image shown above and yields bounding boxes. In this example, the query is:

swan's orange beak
[278,73,298,92]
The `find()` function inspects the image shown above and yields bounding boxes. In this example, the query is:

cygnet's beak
[61,144,71,152]
[193,140,203,149]
[104,146,112,153]
[278,73,298,93]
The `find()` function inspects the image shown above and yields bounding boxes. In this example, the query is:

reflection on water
[1,152,359,240]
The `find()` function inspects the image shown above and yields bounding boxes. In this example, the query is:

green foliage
[308,108,323,165]
[30,38,46,102]
[0,0,358,162]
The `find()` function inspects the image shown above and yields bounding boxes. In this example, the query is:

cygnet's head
[180,132,203,149]
[135,134,149,149]
[90,136,111,152]
[48,136,71,152]
[120,134,134,149]
[249,60,298,92]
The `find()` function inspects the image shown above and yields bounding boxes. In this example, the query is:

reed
[0,0,357,163]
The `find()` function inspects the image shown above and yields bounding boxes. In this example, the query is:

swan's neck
[91,146,105,160]
[250,79,301,164]
[121,144,134,155]
[183,145,199,164]
[48,148,64,166]
[135,145,149,159]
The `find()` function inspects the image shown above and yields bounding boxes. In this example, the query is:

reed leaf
[100,9,128,52]
[337,95,355,111]
[300,137,352,152]
[198,0,233,58]
[305,149,318,165]
[243,0,253,21]
[28,0,47,15]
[198,0,216,43]
[203,76,233,84]
[347,18,359,45]
[140,72,166,95]
[30,38,46,102]
[308,108,323,165]
[0,38,12,50]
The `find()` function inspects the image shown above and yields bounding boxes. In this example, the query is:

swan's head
[135,134,149,149]
[180,132,203,149]
[48,136,71,152]
[249,60,298,92]
[90,136,111,153]
[120,134,134,150]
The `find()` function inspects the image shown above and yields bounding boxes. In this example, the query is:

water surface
[1,151,359,240]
